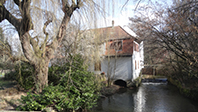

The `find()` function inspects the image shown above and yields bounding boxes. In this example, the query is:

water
[94,82,198,112]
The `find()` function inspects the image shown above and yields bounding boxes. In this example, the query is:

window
[110,40,122,51]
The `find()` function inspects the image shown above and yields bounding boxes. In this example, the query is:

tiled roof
[88,26,139,41]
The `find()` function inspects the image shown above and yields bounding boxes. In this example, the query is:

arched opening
[113,79,127,87]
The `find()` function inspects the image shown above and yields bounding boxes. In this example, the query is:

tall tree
[0,0,107,92]
[130,0,198,84]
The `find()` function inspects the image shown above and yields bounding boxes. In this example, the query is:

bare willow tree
[0,0,143,92]
[0,0,112,92]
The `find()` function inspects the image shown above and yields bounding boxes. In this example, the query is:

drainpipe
[131,55,133,81]
[131,41,135,81]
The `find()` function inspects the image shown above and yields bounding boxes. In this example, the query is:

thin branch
[0,0,6,5]
[21,33,39,65]
[77,0,81,6]
[30,37,39,55]
[121,0,129,11]
[39,20,52,58]
[0,5,21,31]
[134,0,142,11]
[13,0,20,6]
[43,20,52,35]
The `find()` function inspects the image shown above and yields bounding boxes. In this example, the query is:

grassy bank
[168,77,198,101]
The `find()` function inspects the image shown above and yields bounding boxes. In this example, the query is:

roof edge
[119,26,138,38]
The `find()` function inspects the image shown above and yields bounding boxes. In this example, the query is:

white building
[88,25,144,82]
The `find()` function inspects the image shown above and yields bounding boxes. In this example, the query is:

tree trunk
[1,0,79,93]
[34,60,49,93]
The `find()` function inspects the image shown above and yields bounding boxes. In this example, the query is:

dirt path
[0,78,27,110]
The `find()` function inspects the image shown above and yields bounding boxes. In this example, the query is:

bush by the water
[17,54,101,111]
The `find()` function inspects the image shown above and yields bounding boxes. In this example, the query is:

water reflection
[133,84,145,112]
[96,88,135,112]
[94,83,198,112]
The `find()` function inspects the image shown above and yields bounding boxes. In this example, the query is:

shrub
[4,62,34,90]
[17,54,101,111]
[4,71,17,80]
[58,68,100,111]
[17,85,65,111]
[48,63,68,86]
[48,66,62,86]
[15,62,34,90]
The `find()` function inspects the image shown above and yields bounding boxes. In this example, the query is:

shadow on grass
[0,77,17,90]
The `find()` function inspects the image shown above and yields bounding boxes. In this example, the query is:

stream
[94,82,198,112]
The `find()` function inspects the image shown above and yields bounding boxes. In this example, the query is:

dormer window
[109,40,122,51]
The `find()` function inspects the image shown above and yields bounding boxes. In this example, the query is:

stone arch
[113,79,127,87]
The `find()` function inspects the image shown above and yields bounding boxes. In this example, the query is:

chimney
[112,20,114,28]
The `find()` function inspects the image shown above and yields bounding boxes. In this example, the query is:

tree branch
[43,20,52,35]
[61,0,69,12]
[0,0,6,5]
[11,55,29,63]
[71,0,80,11]
[13,0,20,6]
[20,0,33,35]
[13,0,23,13]
[0,5,21,31]
[30,37,40,56]
[30,19,52,58]
[21,33,39,65]
[45,0,81,60]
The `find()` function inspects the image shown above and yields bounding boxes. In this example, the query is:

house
[49,22,144,82]
[88,23,144,82]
